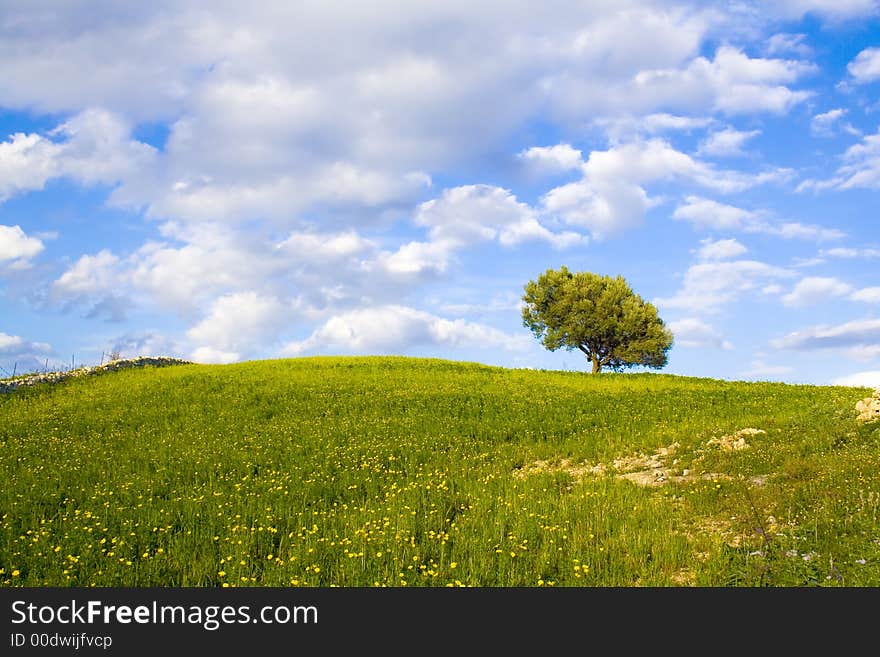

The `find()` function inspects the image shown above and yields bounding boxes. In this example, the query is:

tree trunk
[591,355,601,373]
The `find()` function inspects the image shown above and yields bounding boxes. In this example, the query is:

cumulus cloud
[50,249,129,320]
[655,259,794,313]
[673,196,844,241]
[281,305,529,356]
[821,247,880,258]
[52,250,121,296]
[0,332,53,371]
[772,0,879,20]
[518,144,583,174]
[782,276,853,307]
[697,128,761,157]
[277,230,375,263]
[760,0,878,21]
[764,33,812,57]
[668,318,733,349]
[0,3,827,236]
[810,108,847,137]
[541,140,788,238]
[108,332,183,360]
[369,185,591,279]
[850,287,880,303]
[0,109,155,204]
[0,133,60,202]
[411,184,586,251]
[832,370,880,387]
[798,129,880,192]
[739,359,794,380]
[624,46,815,116]
[844,345,880,362]
[187,292,286,361]
[0,225,44,264]
[595,113,713,140]
[695,238,748,261]
[772,318,880,349]
[190,346,240,365]
[847,47,880,83]
[53,222,332,317]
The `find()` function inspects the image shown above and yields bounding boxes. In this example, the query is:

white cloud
[782,276,853,307]
[126,164,431,225]
[0,225,44,264]
[668,318,733,349]
[764,33,812,57]
[518,144,583,174]
[833,130,880,190]
[831,370,880,387]
[190,346,240,365]
[626,46,815,116]
[674,196,756,230]
[0,5,822,236]
[740,360,794,380]
[109,332,183,360]
[695,238,748,261]
[51,109,157,185]
[0,332,53,370]
[656,259,794,313]
[133,223,302,313]
[673,196,844,241]
[810,108,847,137]
[847,47,880,83]
[772,318,880,349]
[277,230,375,262]
[798,128,880,191]
[542,141,788,238]
[773,0,879,20]
[281,305,528,356]
[0,133,61,202]
[0,109,155,204]
[413,184,586,249]
[770,223,845,241]
[52,250,121,296]
[594,113,713,140]
[821,247,880,258]
[378,240,455,276]
[697,128,761,157]
[439,293,522,317]
[851,287,880,303]
[844,345,880,362]
[187,292,286,357]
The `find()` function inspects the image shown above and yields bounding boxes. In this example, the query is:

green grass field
[1,356,878,587]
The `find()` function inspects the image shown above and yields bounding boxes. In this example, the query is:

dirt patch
[512,458,606,480]
[670,567,697,585]
[514,427,770,489]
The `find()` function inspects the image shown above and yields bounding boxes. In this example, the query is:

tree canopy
[521,266,673,373]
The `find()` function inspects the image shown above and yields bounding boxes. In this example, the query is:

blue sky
[1,1,880,386]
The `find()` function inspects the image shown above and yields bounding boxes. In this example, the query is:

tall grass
[1,357,877,586]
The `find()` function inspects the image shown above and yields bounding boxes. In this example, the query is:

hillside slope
[1,357,877,586]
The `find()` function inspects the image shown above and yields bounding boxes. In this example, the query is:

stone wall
[0,356,192,394]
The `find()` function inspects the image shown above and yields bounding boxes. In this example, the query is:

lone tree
[521,266,673,373]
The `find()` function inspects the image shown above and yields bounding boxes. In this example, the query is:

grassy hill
[1,356,877,587]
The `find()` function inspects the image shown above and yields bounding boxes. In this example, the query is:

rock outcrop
[706,427,765,451]
[856,389,880,423]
